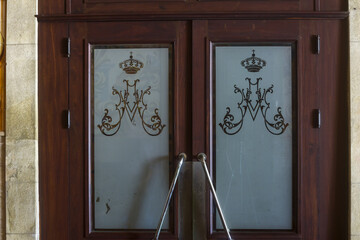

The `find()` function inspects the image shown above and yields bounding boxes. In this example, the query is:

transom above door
[63,0,347,16]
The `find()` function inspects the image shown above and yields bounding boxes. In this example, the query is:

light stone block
[6,44,36,140]
[351,42,360,93]
[6,234,37,240]
[6,0,36,44]
[350,0,360,11]
[350,0,360,42]
[6,98,35,140]
[6,44,36,109]
[6,182,36,234]
[6,139,36,182]
[352,184,360,235]
[351,42,360,184]
[0,137,5,238]
[352,236,360,240]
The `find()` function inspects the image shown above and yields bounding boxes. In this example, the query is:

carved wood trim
[36,11,349,22]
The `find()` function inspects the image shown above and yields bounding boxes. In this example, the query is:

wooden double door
[39,19,348,240]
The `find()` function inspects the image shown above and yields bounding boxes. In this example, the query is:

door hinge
[67,37,71,58]
[314,35,320,55]
[313,109,321,128]
[67,109,71,129]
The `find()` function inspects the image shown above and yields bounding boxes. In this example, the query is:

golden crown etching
[98,51,166,136]
[119,51,144,74]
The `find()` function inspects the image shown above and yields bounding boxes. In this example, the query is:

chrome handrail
[153,153,186,240]
[197,153,233,240]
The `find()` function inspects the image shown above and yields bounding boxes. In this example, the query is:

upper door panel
[38,0,347,15]
[71,0,301,14]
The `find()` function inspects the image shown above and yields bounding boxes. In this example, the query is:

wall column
[5,0,38,239]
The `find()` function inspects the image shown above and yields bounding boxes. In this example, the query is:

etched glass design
[215,45,293,230]
[92,46,170,229]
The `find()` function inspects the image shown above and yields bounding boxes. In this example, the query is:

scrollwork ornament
[219,76,289,135]
[219,49,289,136]
[97,79,166,137]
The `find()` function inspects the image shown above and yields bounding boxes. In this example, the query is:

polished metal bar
[153,153,186,240]
[197,153,232,240]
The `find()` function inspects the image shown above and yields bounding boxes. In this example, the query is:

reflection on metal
[98,52,165,136]
[154,153,187,240]
[67,38,70,58]
[313,109,321,129]
[197,153,232,240]
[314,35,321,55]
[154,153,232,240]
[119,51,144,74]
[155,153,232,240]
[219,49,289,135]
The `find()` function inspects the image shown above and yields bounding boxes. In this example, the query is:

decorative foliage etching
[219,49,289,135]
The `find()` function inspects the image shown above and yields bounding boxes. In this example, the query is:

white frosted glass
[93,47,170,229]
[215,46,293,229]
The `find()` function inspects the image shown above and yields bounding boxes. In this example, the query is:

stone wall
[5,0,38,239]
[351,0,360,239]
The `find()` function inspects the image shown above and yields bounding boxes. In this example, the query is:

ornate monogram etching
[219,49,289,135]
[96,51,166,136]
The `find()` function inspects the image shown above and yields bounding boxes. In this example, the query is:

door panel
[68,21,192,239]
[38,0,348,16]
[191,19,348,240]
[192,20,303,240]
[67,0,348,16]
[70,1,302,15]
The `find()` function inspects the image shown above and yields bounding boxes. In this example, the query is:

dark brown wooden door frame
[38,18,349,240]
[39,22,70,240]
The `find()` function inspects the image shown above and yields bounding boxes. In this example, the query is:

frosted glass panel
[215,45,293,229]
[92,46,170,229]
